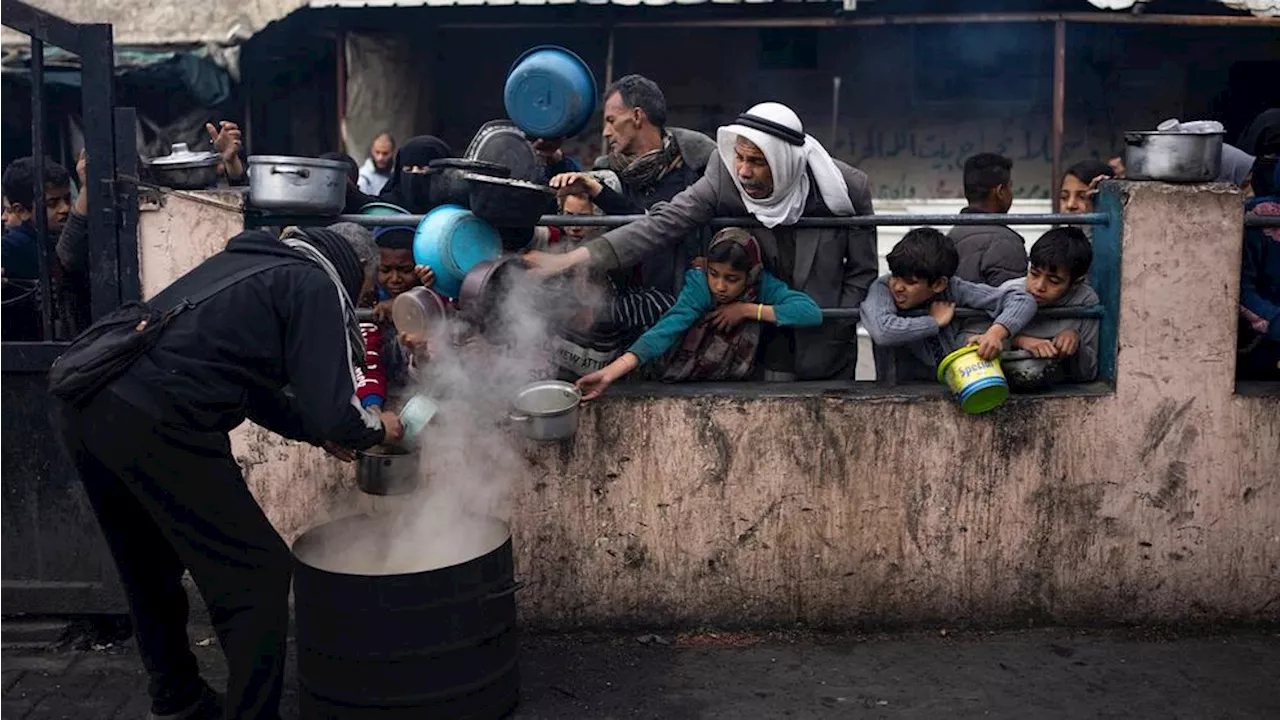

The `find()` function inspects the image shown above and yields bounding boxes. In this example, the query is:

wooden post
[336,30,347,154]
[1051,19,1065,213]
[602,26,615,153]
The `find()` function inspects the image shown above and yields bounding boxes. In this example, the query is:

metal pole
[1051,20,1066,214]
[30,37,53,340]
[602,26,615,153]
[245,211,1110,228]
[830,76,842,151]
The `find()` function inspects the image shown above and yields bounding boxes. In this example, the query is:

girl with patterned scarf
[575,227,823,398]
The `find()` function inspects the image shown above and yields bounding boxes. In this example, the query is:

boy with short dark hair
[861,227,1037,381]
[949,153,1028,287]
[356,227,436,412]
[1003,227,1100,382]
[2,156,73,340]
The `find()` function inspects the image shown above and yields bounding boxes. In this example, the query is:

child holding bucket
[860,227,1037,384]
[1001,227,1100,382]
[574,228,822,399]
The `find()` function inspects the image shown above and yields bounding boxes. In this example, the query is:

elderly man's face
[603,92,643,156]
[371,136,395,172]
[734,138,773,199]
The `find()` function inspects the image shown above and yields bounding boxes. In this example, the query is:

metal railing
[247,211,1112,229]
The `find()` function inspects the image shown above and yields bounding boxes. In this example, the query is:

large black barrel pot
[292,513,521,719]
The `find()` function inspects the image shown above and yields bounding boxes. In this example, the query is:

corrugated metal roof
[1,0,308,47]
[308,0,843,7]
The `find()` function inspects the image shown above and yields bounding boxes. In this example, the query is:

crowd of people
[14,68,1275,718]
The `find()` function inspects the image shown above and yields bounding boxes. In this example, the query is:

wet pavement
[3,622,1278,719]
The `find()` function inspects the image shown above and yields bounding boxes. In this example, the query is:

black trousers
[55,388,291,719]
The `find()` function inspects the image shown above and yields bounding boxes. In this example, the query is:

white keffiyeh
[717,102,855,228]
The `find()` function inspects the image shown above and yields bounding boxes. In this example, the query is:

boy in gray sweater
[861,227,1037,381]
[1001,227,1100,382]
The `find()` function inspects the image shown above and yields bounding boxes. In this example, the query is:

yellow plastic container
[936,346,1009,415]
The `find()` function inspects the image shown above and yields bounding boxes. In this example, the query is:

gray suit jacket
[584,157,878,379]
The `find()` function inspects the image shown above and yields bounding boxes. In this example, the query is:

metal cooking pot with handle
[248,155,349,214]
[509,380,580,441]
[1123,131,1223,183]
[143,143,220,190]
[355,448,419,496]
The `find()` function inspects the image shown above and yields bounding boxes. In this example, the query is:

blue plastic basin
[412,205,501,299]
[504,46,597,140]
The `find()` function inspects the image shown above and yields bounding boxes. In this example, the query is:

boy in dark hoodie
[2,156,72,340]
[861,227,1037,381]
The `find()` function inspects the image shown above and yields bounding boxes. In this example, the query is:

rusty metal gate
[2,0,139,614]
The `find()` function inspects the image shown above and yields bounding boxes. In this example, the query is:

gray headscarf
[1217,144,1256,186]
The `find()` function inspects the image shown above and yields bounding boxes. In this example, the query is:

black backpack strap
[165,255,305,313]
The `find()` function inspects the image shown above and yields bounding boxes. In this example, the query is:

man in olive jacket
[528,102,877,380]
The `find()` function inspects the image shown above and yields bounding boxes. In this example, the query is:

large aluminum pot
[1123,131,1223,183]
[355,448,419,496]
[248,155,348,214]
[509,380,580,442]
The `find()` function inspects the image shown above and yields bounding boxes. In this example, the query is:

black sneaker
[146,684,223,720]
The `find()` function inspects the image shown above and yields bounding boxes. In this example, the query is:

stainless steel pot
[1123,130,1223,183]
[509,380,580,441]
[355,448,419,496]
[143,143,219,190]
[248,155,348,214]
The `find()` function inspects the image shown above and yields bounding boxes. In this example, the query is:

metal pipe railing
[358,305,1103,323]
[246,212,1111,229]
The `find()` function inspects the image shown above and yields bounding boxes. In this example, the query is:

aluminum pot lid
[465,120,543,183]
[146,142,218,167]
[460,172,555,193]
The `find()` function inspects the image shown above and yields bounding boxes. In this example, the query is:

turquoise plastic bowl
[504,46,597,140]
[413,205,501,299]
[359,202,410,216]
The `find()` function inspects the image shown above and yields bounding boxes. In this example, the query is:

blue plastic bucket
[504,46,597,140]
[359,202,410,216]
[412,205,502,299]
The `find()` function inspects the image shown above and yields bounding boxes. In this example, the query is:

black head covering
[298,227,365,303]
[379,135,454,212]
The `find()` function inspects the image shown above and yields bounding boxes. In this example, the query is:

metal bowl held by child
[1000,350,1062,393]
[412,205,503,299]
[143,143,219,190]
[248,155,349,214]
[392,286,451,340]
[936,346,1009,415]
[509,380,580,441]
[457,255,529,331]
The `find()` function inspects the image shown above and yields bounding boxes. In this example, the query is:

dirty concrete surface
[3,625,1278,719]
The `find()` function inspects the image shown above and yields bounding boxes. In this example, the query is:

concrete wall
[137,182,1278,628]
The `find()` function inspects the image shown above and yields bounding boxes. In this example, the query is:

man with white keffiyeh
[527,102,879,380]
[54,222,404,719]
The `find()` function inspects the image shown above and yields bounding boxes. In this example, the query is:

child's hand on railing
[1013,335,1059,358]
[1052,329,1081,357]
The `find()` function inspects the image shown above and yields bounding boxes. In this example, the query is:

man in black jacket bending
[55,223,403,720]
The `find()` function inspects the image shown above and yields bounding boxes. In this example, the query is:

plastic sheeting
[342,32,422,166]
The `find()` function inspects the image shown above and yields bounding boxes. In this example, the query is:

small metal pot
[143,143,219,190]
[426,158,509,209]
[1001,350,1061,393]
[1123,130,1224,183]
[509,380,580,442]
[458,255,527,326]
[248,155,349,214]
[465,173,556,228]
[355,448,419,496]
